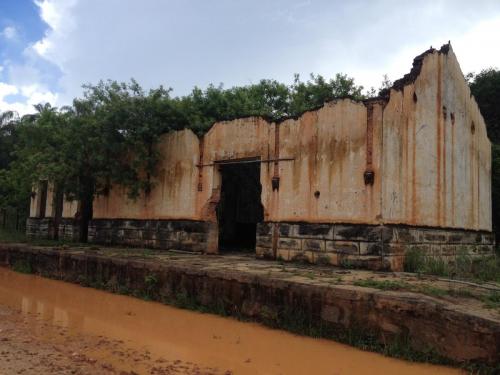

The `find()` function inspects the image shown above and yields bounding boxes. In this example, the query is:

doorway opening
[216,160,264,253]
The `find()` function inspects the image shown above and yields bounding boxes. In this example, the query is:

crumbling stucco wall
[197,117,275,222]
[382,48,491,231]
[93,129,200,220]
[273,100,383,223]
[29,183,78,220]
[172,101,382,225]
[62,200,78,218]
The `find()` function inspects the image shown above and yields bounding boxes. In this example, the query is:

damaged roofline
[378,42,452,99]
[190,42,453,138]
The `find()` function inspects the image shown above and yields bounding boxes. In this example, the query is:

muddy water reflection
[0,268,461,375]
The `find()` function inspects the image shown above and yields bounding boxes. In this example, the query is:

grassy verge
[0,227,97,249]
[353,278,500,313]
[404,247,500,284]
[0,228,27,243]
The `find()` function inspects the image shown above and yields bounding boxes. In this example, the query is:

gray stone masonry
[256,222,494,271]
[27,217,80,241]
[26,218,54,239]
[88,219,209,252]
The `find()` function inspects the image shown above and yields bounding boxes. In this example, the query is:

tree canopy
[468,69,500,144]
[0,72,366,238]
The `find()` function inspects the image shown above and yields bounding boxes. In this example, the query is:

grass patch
[418,285,448,297]
[12,259,32,274]
[0,228,27,243]
[404,247,500,284]
[483,291,500,309]
[353,279,412,291]
[353,278,489,302]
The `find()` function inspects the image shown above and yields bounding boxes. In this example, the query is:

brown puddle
[0,268,462,375]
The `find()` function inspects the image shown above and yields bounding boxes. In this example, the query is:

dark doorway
[217,161,264,252]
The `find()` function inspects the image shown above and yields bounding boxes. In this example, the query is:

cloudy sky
[1,0,500,115]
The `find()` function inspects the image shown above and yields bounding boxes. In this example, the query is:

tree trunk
[78,176,95,243]
[53,187,64,240]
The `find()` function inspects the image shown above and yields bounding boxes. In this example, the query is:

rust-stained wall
[381,47,491,231]
[197,117,275,222]
[272,100,383,223]
[35,45,492,235]
[190,103,383,225]
[29,183,78,219]
[93,129,200,220]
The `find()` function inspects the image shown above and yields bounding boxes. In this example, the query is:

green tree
[468,68,500,246]
[178,73,364,133]
[288,73,364,115]
[0,110,29,229]
[469,69,500,143]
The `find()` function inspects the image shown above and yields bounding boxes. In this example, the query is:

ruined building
[27,44,494,271]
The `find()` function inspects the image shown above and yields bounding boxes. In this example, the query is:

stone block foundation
[26,218,54,240]
[58,218,80,241]
[256,222,494,271]
[27,217,80,241]
[88,219,209,252]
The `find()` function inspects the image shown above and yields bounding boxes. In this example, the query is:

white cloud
[0,81,58,116]
[449,16,500,73]
[0,82,18,98]
[0,65,58,116]
[33,0,77,62]
[0,55,59,116]
[2,0,500,115]
[1,26,17,40]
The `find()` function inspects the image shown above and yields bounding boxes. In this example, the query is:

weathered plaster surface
[382,49,491,231]
[92,129,200,220]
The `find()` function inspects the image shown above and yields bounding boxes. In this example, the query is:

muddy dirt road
[0,268,461,375]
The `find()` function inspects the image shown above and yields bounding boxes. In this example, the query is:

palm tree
[0,110,16,126]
